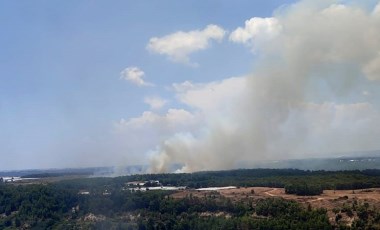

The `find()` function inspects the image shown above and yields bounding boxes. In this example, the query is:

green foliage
[285,183,323,195]
[2,168,380,229]
[123,168,380,190]
[0,184,77,228]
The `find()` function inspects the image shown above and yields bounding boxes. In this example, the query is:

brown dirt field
[171,187,380,210]
[171,187,380,226]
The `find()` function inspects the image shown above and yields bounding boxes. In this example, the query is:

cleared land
[173,187,380,203]
[172,187,380,225]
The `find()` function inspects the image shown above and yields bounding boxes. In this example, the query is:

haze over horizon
[1,0,380,172]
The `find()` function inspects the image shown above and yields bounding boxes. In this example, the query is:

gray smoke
[149,0,380,173]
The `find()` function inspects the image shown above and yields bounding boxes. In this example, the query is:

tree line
[2,168,380,228]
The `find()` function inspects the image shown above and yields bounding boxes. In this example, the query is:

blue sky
[1,0,380,171]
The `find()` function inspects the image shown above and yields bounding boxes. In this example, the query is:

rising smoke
[149,0,380,173]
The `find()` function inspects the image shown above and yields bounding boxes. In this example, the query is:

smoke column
[149,0,380,173]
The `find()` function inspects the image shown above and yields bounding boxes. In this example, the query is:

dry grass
[171,187,380,211]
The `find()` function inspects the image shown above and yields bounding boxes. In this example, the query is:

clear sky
[1,0,380,171]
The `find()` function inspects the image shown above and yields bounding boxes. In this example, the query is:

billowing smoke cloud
[146,0,380,173]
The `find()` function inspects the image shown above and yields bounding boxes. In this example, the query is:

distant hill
[0,167,102,177]
[247,150,380,171]
[2,150,380,177]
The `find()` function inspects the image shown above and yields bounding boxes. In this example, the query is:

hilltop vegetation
[0,184,333,229]
[126,168,380,191]
[1,168,380,229]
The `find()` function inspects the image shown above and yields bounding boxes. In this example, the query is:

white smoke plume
[149,0,380,173]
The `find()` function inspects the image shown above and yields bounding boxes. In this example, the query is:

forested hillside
[1,168,380,229]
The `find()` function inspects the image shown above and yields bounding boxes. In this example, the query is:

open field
[173,187,380,201]
[172,186,380,225]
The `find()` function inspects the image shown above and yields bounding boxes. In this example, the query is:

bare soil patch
[171,187,380,210]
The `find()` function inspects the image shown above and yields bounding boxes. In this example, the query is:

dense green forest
[127,168,380,189]
[1,168,380,229]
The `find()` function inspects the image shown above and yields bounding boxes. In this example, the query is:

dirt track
[171,187,380,226]
[172,187,380,209]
